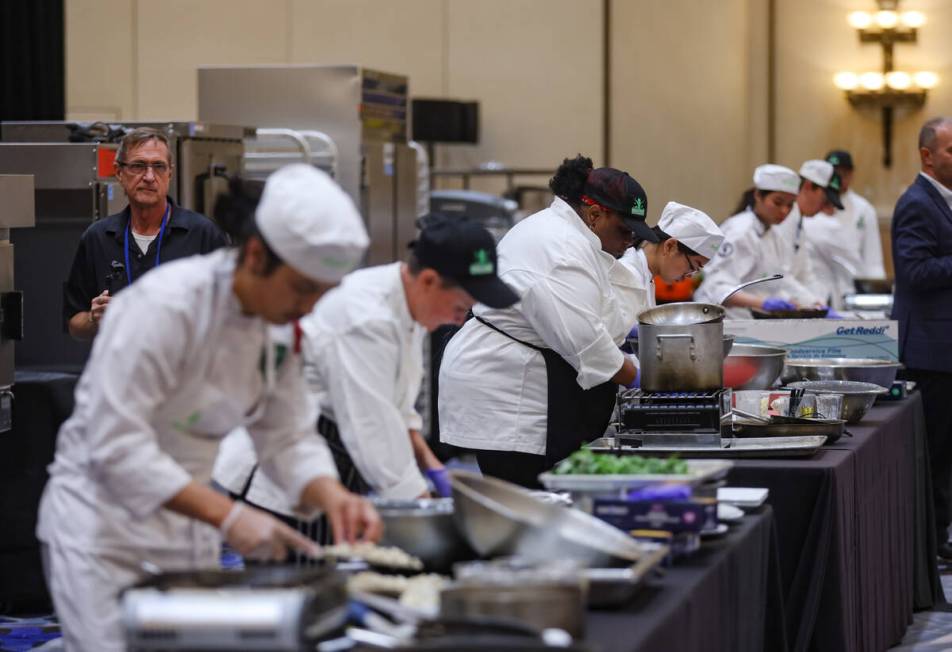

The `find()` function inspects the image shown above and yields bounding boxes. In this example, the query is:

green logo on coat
[631,197,646,217]
[469,248,494,275]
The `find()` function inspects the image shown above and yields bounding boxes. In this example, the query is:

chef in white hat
[620,201,725,312]
[773,159,846,310]
[36,164,382,651]
[695,164,824,317]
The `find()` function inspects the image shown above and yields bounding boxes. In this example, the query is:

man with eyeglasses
[63,127,227,340]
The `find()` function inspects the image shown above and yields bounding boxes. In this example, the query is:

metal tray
[587,436,827,458]
[731,418,846,444]
[585,543,668,609]
[538,460,733,494]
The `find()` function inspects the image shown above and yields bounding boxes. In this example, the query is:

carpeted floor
[890,569,952,651]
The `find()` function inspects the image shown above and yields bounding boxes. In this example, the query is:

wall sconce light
[833,0,937,167]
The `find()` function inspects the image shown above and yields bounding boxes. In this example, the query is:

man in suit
[893,116,952,558]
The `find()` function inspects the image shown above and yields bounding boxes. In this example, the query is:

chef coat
[819,189,885,280]
[438,197,645,456]
[802,213,864,309]
[619,246,656,312]
[37,248,338,560]
[695,209,821,318]
[215,262,429,512]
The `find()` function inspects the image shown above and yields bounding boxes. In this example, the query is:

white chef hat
[255,164,369,283]
[752,164,800,195]
[657,201,725,259]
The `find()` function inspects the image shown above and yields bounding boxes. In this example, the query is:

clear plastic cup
[815,393,845,420]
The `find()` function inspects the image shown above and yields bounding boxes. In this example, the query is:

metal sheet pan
[587,436,827,458]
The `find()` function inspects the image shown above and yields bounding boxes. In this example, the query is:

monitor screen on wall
[411,99,479,144]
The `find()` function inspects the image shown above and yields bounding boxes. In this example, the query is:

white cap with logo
[658,201,725,259]
[753,164,800,195]
[798,159,844,209]
[255,164,369,283]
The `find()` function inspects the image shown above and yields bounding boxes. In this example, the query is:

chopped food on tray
[348,572,446,612]
[554,449,689,475]
[324,542,424,571]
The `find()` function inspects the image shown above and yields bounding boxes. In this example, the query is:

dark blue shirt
[63,199,227,322]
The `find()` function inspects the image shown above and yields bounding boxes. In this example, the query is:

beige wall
[66,0,950,227]
[65,0,602,196]
[774,0,952,217]
[610,0,758,223]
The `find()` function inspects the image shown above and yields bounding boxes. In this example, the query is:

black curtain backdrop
[1,0,65,121]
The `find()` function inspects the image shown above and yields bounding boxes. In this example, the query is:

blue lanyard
[124,203,171,285]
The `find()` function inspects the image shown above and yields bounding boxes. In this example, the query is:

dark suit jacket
[892,173,952,372]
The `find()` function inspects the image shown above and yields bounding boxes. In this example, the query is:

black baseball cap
[582,168,659,243]
[409,214,519,309]
[825,150,854,170]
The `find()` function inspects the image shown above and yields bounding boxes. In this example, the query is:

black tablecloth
[728,393,943,652]
[586,507,785,652]
[0,371,78,613]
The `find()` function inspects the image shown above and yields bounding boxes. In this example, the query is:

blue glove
[628,325,639,340]
[762,297,796,312]
[824,307,844,319]
[425,468,452,497]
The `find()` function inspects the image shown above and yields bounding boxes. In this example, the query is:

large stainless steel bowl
[373,498,474,573]
[638,302,725,326]
[723,344,787,390]
[786,380,888,423]
[449,471,647,568]
[782,358,902,388]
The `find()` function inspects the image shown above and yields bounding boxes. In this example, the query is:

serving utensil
[719,274,784,305]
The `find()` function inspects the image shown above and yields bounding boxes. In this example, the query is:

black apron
[474,316,618,471]
[237,415,368,556]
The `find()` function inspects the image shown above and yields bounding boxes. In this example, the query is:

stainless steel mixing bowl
[785,380,888,423]
[449,471,648,568]
[723,344,787,390]
[782,358,902,388]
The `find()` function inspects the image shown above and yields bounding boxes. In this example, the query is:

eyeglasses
[681,251,701,277]
[118,160,171,175]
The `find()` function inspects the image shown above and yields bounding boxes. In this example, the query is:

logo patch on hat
[828,155,840,165]
[631,198,646,217]
[469,248,494,275]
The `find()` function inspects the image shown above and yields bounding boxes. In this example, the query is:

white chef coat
[438,197,645,456]
[695,209,820,318]
[813,189,885,281]
[36,249,337,651]
[802,214,864,310]
[620,246,656,312]
[215,263,428,512]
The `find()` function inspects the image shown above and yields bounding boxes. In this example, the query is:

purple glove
[627,484,692,501]
[425,468,452,498]
[628,325,639,340]
[762,297,796,312]
[824,307,844,319]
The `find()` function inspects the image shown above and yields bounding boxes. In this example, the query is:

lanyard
[124,203,171,285]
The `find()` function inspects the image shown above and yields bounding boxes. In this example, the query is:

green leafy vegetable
[553,449,688,475]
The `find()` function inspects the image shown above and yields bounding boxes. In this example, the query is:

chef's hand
[761,297,797,312]
[823,306,844,319]
[89,290,111,325]
[303,477,383,545]
[219,502,319,561]
[425,468,452,498]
